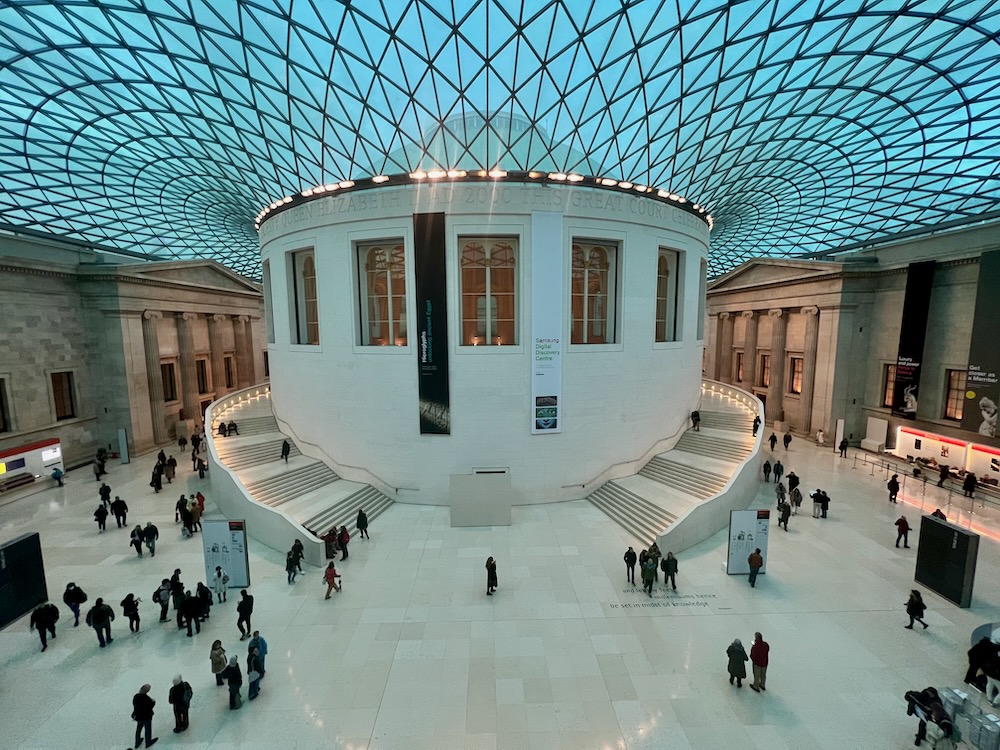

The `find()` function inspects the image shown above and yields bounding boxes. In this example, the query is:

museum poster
[413,212,450,434]
[961,249,1000,438]
[726,509,769,575]
[530,212,563,434]
[891,261,936,419]
[201,519,250,588]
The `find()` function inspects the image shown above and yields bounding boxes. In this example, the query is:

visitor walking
[29,602,59,652]
[904,590,929,629]
[143,522,159,557]
[641,556,656,597]
[281,439,290,463]
[782,433,792,450]
[888,474,900,503]
[120,593,141,632]
[789,485,802,514]
[774,481,786,506]
[63,582,87,626]
[747,548,763,588]
[85,597,115,647]
[99,481,112,508]
[356,508,369,539]
[168,675,192,733]
[762,459,772,483]
[726,638,748,687]
[623,546,637,585]
[778,500,791,532]
[338,525,350,560]
[291,538,305,573]
[94,503,109,532]
[165,455,177,484]
[131,684,158,748]
[749,633,769,692]
[130,525,144,557]
[690,409,701,431]
[895,515,911,548]
[110,496,128,528]
[323,562,342,599]
[154,579,171,622]
[838,438,848,457]
[768,432,778,451]
[661,551,679,590]
[285,551,297,584]
[237,589,254,639]
[772,460,784,484]
[752,415,761,436]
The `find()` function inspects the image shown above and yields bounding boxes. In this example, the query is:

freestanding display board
[201,519,250,589]
[726,509,770,575]
[0,532,47,630]
[914,515,979,607]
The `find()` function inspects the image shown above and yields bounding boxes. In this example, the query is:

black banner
[891,261,936,419]
[413,212,450,434]
[961,250,1000,438]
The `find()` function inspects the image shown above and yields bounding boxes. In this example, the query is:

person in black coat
[168,675,192,733]
[99,482,112,507]
[281,439,291,463]
[132,684,157,748]
[121,593,141,632]
[85,597,115,647]
[196,582,213,621]
[768,433,778,451]
[782,433,792,450]
[904,590,928,629]
[965,636,997,685]
[786,472,799,493]
[486,556,498,595]
[110,496,128,527]
[94,504,109,532]
[29,603,59,651]
[237,590,254,639]
[63,582,87,626]
[150,465,163,493]
[888,474,900,503]
[170,570,185,628]
[762,460,772,483]
[964,473,978,498]
[221,656,243,709]
[838,438,848,457]
[937,465,950,487]
[752,415,761,437]
[623,546,637,585]
[181,591,202,636]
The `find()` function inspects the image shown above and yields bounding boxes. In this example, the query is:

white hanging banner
[201,519,250,588]
[531,211,564,434]
[726,509,770,575]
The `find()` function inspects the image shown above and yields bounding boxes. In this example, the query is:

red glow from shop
[899,427,967,447]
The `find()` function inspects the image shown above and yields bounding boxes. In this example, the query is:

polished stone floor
[1,436,998,750]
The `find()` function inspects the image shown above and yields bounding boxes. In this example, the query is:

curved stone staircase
[209,400,393,539]
[588,389,757,544]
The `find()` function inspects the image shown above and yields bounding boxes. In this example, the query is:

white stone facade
[260,181,710,504]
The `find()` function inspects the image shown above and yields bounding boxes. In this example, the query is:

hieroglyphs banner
[530,212,564,434]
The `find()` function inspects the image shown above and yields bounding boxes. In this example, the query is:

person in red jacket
[895,515,911,548]
[749,632,769,692]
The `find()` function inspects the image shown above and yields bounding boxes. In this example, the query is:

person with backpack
[63,582,87,626]
[690,409,701,431]
[85,597,115,648]
[29,602,60,651]
[168,675,192,733]
[153,579,171,622]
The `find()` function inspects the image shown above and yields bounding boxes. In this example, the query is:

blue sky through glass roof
[0,0,998,279]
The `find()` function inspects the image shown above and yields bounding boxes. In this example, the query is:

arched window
[291,249,319,344]
[460,238,517,345]
[571,241,616,344]
[358,241,407,346]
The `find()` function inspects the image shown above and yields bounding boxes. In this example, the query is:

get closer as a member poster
[727,509,770,575]
[962,249,1000,439]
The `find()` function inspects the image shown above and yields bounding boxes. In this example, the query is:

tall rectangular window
[571,239,617,344]
[788,356,804,394]
[655,248,680,342]
[759,353,771,388]
[460,237,517,346]
[51,371,76,420]
[882,364,896,407]
[196,359,209,394]
[263,350,270,377]
[697,258,707,340]
[161,362,177,402]
[224,356,235,388]
[291,249,319,345]
[358,240,408,346]
[262,259,275,344]
[944,369,967,420]
[735,351,745,382]
[0,378,10,433]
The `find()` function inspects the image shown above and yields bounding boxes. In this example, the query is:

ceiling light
[409,171,427,179]
[427,170,446,179]
[567,173,584,182]
[548,172,567,180]
[338,180,355,188]
[488,169,507,178]
[600,178,617,187]
[618,181,633,189]
[372,175,389,183]
[447,169,467,178]
[324,184,339,191]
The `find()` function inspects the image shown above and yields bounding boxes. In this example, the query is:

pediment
[709,258,843,291]
[129,260,260,293]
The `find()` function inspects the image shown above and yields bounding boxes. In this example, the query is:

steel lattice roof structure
[1,1,999,280]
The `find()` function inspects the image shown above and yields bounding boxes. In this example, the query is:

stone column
[243,317,257,384]
[766,309,787,423]
[233,315,251,388]
[208,314,229,396]
[142,311,168,445]
[799,306,820,435]
[175,312,200,423]
[742,311,758,388]
[718,312,734,384]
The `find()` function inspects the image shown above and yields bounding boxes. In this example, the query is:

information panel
[530,211,564,434]
[962,249,1000,439]
[891,261,936,419]
[726,509,770,575]
[413,212,450,434]
[201,519,250,589]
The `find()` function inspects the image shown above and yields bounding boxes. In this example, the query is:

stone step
[245,462,340,507]
[216,438,302,470]
[300,485,394,538]
[638,456,727,499]
[588,482,677,543]
[211,415,278,437]
[675,432,752,461]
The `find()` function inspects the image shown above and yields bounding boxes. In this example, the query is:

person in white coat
[213,566,228,604]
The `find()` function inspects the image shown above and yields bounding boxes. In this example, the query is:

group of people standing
[623,542,679,596]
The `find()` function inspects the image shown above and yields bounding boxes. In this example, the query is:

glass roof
[1,1,999,279]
